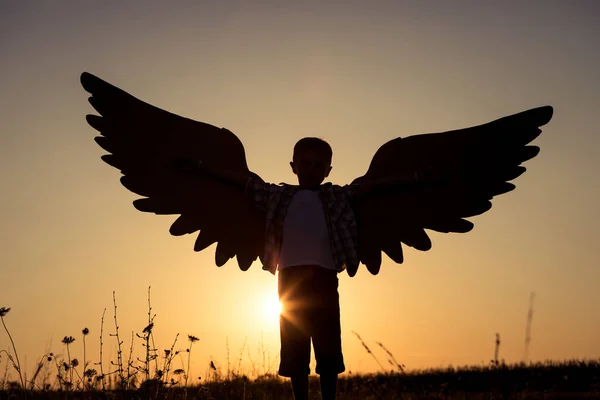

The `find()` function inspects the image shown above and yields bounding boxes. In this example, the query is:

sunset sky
[1,1,599,380]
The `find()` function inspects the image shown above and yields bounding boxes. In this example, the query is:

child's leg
[311,268,344,399]
[278,311,310,377]
[291,375,309,400]
[278,267,312,395]
[319,374,338,400]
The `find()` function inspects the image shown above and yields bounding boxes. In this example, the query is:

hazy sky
[1,1,599,380]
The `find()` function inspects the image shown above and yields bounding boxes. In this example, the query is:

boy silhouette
[203,137,364,400]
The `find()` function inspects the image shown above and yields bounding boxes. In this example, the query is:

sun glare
[262,297,282,319]
[245,290,282,331]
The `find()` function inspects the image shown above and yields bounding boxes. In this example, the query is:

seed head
[143,323,154,334]
[0,307,10,317]
[82,328,89,336]
[62,336,75,345]
[188,335,199,343]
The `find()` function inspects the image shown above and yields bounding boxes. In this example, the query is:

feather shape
[81,72,264,270]
[351,106,553,275]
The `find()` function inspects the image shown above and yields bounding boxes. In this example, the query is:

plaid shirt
[247,177,359,274]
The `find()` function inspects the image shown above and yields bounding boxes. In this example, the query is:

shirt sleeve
[246,176,284,211]
[341,183,359,199]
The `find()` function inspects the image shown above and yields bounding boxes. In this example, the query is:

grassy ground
[2,298,599,399]
[1,360,599,399]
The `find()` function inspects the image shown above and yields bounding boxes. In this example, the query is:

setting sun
[263,297,282,319]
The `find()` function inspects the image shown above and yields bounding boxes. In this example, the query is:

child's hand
[171,159,248,187]
[171,158,203,172]
[416,165,442,182]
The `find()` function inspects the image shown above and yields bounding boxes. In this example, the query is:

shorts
[277,265,345,377]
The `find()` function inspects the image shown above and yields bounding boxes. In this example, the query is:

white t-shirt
[279,190,336,271]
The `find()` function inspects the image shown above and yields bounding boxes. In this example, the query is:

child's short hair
[293,137,333,164]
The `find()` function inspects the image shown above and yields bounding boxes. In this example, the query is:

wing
[81,72,264,270]
[350,106,553,276]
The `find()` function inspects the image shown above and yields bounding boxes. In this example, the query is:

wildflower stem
[127,330,134,386]
[67,343,72,386]
[186,342,193,387]
[163,333,179,385]
[112,291,126,388]
[51,354,66,390]
[226,336,230,381]
[0,314,25,389]
[71,360,84,390]
[83,337,86,376]
[98,308,106,390]
[28,355,46,390]
[352,331,386,372]
[82,331,87,389]
[236,337,247,377]
[376,341,405,373]
[146,287,152,381]
[494,333,501,366]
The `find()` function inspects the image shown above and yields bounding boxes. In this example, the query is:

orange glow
[0,2,598,378]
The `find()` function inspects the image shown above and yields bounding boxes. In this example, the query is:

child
[202,137,360,400]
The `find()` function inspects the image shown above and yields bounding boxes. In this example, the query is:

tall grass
[0,288,206,396]
[1,295,599,399]
[0,307,24,390]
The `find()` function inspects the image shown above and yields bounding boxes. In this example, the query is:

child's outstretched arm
[201,160,250,188]
[174,158,250,188]
[173,158,281,211]
[354,166,440,195]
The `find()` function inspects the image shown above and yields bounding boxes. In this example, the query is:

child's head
[290,137,333,189]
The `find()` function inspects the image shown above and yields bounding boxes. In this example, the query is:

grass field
[0,361,600,400]
[2,295,599,399]
[1,359,598,399]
